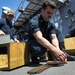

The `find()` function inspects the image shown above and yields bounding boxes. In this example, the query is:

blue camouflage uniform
[0,18,16,40]
[28,14,56,57]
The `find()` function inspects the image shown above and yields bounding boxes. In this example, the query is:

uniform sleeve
[29,19,40,34]
[49,24,56,35]
[0,18,15,39]
[0,18,6,28]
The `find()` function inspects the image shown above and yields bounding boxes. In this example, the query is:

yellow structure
[0,42,30,70]
[64,37,75,55]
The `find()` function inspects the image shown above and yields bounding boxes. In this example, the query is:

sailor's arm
[50,34,60,50]
[33,31,67,62]
[0,30,5,35]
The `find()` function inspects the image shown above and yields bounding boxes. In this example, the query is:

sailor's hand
[0,30,5,35]
[53,50,67,63]
[14,38,20,43]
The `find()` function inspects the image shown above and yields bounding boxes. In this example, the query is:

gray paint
[59,0,75,37]
[51,0,75,37]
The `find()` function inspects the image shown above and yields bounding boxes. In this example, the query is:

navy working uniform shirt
[0,18,16,39]
[28,14,56,42]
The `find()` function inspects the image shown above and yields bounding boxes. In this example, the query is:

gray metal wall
[59,0,75,37]
[51,0,75,37]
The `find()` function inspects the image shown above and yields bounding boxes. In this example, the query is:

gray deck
[0,61,75,75]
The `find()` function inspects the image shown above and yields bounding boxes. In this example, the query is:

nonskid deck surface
[0,61,75,75]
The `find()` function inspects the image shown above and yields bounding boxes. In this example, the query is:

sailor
[28,0,67,64]
[0,9,19,42]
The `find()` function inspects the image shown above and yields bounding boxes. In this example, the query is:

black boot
[60,43,75,61]
[40,54,46,62]
[31,56,40,64]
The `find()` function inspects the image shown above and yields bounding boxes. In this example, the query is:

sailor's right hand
[0,30,5,35]
[53,49,67,63]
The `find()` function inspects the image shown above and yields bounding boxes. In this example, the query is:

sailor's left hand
[14,38,20,43]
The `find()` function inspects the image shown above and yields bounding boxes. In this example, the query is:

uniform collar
[40,14,49,23]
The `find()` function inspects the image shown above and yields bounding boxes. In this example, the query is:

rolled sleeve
[50,29,56,34]
[49,25,56,35]
[30,19,40,34]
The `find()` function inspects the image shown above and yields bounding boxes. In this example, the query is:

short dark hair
[42,0,56,9]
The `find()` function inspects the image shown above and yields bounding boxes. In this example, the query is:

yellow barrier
[64,37,75,55]
[0,42,30,70]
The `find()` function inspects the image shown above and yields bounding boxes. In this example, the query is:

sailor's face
[42,6,55,21]
[7,15,14,22]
